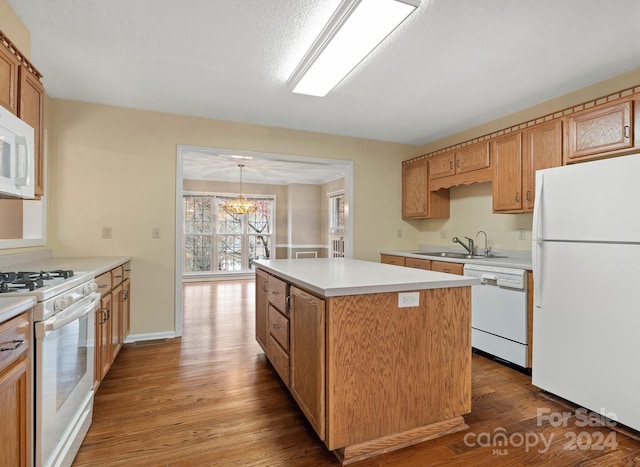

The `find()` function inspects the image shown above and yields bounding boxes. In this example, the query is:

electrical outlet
[518,229,526,240]
[397,228,403,239]
[153,227,161,239]
[102,227,112,239]
[398,292,420,308]
[440,230,447,239]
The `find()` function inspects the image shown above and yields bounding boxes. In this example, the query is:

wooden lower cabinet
[380,254,406,266]
[431,260,464,275]
[405,257,431,270]
[0,311,31,467]
[94,262,131,389]
[290,286,325,440]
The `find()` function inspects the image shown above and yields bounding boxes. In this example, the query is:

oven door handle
[36,293,101,338]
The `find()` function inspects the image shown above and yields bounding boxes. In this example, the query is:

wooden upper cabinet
[0,43,19,114]
[428,142,492,191]
[564,99,634,162]
[522,119,562,211]
[492,132,523,212]
[456,141,491,174]
[18,67,45,197]
[428,152,455,179]
[402,158,450,219]
[402,159,428,217]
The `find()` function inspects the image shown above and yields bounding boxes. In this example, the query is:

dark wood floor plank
[72,279,640,466]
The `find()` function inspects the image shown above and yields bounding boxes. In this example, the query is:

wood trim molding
[404,84,640,165]
[0,30,43,80]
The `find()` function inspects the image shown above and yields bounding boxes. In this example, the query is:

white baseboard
[124,330,178,344]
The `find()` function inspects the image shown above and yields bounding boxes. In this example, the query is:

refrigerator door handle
[532,173,544,307]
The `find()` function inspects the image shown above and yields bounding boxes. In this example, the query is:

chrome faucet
[452,236,474,255]
[476,230,490,256]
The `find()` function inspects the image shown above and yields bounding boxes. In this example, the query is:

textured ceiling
[7,0,640,177]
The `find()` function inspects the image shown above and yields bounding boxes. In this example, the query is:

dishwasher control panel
[463,264,527,290]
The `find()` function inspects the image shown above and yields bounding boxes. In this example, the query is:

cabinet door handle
[272,323,279,329]
[286,296,291,315]
[122,290,129,301]
[526,191,531,201]
[1,340,24,352]
[456,159,460,168]
[625,125,630,139]
[449,160,454,169]
[262,280,269,292]
[515,192,520,202]
[271,290,279,296]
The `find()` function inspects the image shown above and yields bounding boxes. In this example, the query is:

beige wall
[47,98,415,336]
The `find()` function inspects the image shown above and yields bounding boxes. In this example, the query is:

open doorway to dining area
[174,145,353,335]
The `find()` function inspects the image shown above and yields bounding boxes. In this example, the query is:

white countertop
[253,258,479,297]
[0,296,36,323]
[380,249,533,270]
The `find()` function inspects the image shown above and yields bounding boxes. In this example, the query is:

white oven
[0,266,99,467]
[34,287,100,467]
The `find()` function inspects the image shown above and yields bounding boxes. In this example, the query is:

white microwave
[0,104,35,199]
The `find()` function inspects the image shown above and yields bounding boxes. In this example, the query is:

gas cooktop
[0,270,75,294]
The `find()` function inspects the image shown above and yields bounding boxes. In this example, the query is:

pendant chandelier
[223,164,257,215]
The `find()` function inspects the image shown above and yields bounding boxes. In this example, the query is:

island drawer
[268,305,289,351]
[268,275,288,313]
[267,335,289,385]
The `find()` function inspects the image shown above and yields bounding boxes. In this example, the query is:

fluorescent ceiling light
[288,0,419,97]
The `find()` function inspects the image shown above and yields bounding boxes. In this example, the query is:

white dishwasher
[463,264,528,368]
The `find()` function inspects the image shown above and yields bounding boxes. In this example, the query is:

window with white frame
[184,194,274,274]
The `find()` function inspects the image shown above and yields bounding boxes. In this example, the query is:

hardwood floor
[73,280,640,466]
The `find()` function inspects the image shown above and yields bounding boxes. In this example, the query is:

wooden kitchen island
[253,258,479,465]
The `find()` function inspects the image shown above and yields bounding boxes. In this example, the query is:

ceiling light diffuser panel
[288,0,420,97]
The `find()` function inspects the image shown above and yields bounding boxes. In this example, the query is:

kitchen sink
[415,252,507,259]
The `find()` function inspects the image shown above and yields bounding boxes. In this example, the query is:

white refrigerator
[532,153,640,432]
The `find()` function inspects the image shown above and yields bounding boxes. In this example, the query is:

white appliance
[0,268,99,466]
[0,103,35,199]
[464,264,528,367]
[532,153,640,432]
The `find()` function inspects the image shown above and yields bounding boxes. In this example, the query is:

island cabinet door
[289,286,326,441]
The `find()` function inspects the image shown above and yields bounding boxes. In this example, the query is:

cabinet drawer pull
[1,340,24,352]
[98,284,109,289]
[113,274,123,279]
[271,290,280,296]
[443,268,450,273]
